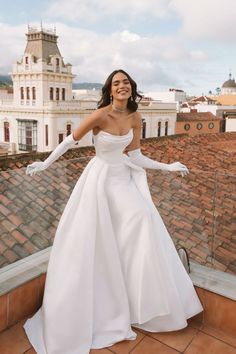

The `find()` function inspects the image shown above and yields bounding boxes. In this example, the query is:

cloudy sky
[0,0,235,95]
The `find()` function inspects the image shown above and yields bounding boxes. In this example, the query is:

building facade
[0,26,178,154]
[176,111,221,136]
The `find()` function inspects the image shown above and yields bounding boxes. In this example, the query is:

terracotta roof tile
[0,133,235,275]
[177,112,220,121]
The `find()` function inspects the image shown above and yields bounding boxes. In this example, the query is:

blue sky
[0,0,235,95]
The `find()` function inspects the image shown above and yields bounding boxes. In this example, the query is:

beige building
[176,111,221,136]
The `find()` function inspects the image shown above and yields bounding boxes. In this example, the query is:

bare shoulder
[88,106,107,123]
[73,106,109,140]
[131,111,142,128]
[94,106,111,125]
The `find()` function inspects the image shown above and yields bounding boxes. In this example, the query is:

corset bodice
[93,129,133,164]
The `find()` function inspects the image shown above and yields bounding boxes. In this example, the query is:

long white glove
[127,148,189,177]
[26,134,76,176]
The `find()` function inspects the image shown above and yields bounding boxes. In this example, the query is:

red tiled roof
[177,112,221,122]
[0,132,235,275]
[190,96,217,103]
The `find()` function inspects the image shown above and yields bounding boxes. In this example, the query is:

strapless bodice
[93,129,133,164]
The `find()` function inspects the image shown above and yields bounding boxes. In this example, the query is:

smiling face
[110,72,132,102]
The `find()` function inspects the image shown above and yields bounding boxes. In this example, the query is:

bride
[24,69,203,354]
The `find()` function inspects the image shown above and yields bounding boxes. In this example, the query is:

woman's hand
[26,161,47,176]
[167,162,189,177]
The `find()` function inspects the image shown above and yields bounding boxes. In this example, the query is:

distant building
[180,92,236,133]
[0,26,97,153]
[72,89,101,101]
[0,87,13,100]
[138,100,177,138]
[144,88,186,108]
[176,111,221,136]
[0,26,178,154]
[221,73,236,95]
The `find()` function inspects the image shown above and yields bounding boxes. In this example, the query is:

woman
[24,69,203,354]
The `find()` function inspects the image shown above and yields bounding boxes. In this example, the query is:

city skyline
[0,0,235,95]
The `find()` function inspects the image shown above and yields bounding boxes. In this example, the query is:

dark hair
[97,69,142,112]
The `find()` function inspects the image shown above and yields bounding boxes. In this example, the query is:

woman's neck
[112,100,128,113]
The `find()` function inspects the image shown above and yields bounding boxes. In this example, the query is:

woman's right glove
[127,148,189,177]
[26,134,76,176]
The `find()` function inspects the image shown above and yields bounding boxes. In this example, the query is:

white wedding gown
[24,129,203,354]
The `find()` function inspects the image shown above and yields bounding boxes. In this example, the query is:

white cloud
[0,23,26,73]
[170,0,236,41]
[55,23,210,91]
[0,19,224,95]
[46,0,173,23]
[190,50,208,61]
[120,30,140,43]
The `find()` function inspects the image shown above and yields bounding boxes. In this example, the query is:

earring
[110,95,113,102]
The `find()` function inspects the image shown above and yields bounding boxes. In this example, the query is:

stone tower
[11,25,74,107]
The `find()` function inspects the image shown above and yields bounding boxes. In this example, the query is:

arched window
[142,119,146,138]
[66,124,72,136]
[26,87,30,100]
[50,87,54,100]
[32,87,36,100]
[4,122,10,142]
[56,88,60,101]
[165,121,168,136]
[56,58,60,72]
[157,121,161,137]
[58,133,63,143]
[62,88,65,101]
[20,87,24,100]
[45,125,49,146]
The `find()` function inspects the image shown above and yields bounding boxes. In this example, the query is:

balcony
[0,148,235,353]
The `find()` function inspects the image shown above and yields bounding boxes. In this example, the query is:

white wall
[225,118,236,132]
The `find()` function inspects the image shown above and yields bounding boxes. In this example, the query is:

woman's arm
[26,110,103,176]
[127,113,189,177]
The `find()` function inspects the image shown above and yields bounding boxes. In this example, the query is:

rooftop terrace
[0,132,235,353]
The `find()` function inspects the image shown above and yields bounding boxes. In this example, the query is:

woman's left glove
[127,148,189,177]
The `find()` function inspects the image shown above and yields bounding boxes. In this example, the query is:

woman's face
[110,72,132,102]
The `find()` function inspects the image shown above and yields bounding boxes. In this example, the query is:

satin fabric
[24,129,203,354]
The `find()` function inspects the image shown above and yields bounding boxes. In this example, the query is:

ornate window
[142,119,146,138]
[58,133,63,143]
[26,87,30,100]
[165,121,168,136]
[45,125,49,146]
[32,87,36,100]
[20,87,24,100]
[17,120,37,151]
[157,121,161,137]
[50,87,54,100]
[197,123,203,130]
[208,122,214,129]
[62,88,65,101]
[184,123,190,131]
[4,122,10,142]
[66,124,72,136]
[56,88,60,101]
